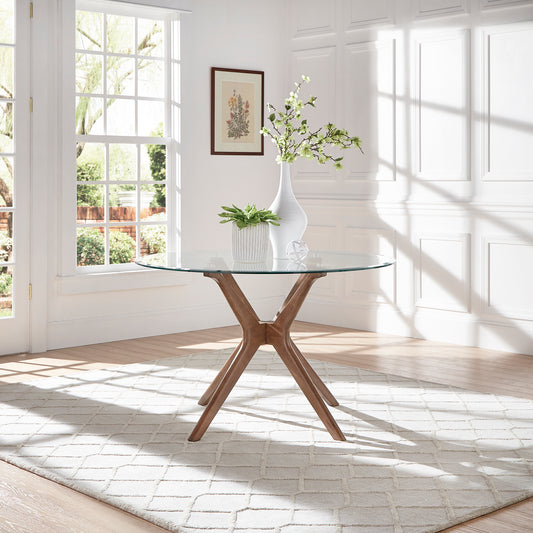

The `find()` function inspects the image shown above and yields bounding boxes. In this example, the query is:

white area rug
[0,349,532,533]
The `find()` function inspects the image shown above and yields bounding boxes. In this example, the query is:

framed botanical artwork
[211,67,264,155]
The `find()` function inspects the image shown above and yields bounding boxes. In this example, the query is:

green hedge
[141,212,167,254]
[0,272,12,296]
[0,231,12,262]
[77,227,135,266]
[77,228,105,266]
[110,231,135,264]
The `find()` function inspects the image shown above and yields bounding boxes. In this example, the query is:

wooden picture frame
[211,67,264,155]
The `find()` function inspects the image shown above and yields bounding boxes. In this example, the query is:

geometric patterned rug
[0,349,532,533]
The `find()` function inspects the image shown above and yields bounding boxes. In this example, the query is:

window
[74,0,179,271]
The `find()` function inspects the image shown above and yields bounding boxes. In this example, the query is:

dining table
[136,250,395,442]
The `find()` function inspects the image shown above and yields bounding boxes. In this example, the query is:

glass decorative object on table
[286,240,309,262]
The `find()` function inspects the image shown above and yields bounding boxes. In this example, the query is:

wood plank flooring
[0,322,532,532]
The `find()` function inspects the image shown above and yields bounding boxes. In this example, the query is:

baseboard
[299,298,533,356]
[46,295,282,351]
[46,294,533,356]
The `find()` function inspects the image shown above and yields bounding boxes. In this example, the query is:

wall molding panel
[413,29,471,181]
[415,233,471,312]
[344,0,394,31]
[412,0,470,19]
[344,38,397,182]
[483,236,533,321]
[291,47,337,186]
[480,0,533,10]
[344,227,397,304]
[289,0,337,39]
[481,23,533,181]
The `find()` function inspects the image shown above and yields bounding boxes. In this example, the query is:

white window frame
[58,0,182,292]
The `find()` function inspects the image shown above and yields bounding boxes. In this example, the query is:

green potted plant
[259,75,363,258]
[218,204,281,263]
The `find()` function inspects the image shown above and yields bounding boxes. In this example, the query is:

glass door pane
[0,0,30,355]
[0,0,15,320]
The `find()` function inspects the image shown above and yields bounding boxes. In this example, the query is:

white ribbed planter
[232,222,269,263]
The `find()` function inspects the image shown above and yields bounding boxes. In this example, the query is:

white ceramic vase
[268,161,308,259]
[232,222,269,263]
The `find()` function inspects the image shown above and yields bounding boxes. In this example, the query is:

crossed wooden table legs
[188,272,346,442]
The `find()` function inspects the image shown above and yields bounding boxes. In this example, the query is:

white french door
[0,0,31,355]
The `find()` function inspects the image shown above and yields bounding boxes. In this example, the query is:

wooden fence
[77,206,165,223]
[0,212,9,233]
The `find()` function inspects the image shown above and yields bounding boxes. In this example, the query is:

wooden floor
[0,322,532,532]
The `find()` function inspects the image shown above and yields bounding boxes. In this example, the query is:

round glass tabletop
[136,251,395,275]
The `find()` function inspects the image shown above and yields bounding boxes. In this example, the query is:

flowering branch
[260,75,362,169]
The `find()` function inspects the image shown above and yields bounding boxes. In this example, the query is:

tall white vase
[269,161,308,259]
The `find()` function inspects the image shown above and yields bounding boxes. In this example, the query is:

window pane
[140,223,166,256]
[140,142,165,181]
[110,227,136,264]
[0,212,12,261]
[107,98,135,135]
[77,185,105,223]
[107,56,135,97]
[107,15,134,55]
[77,227,105,266]
[0,100,13,153]
[138,100,164,137]
[0,46,13,97]
[0,0,14,45]
[138,59,164,98]
[0,156,13,207]
[0,266,13,319]
[138,19,163,58]
[76,11,103,52]
[172,62,180,104]
[110,184,136,221]
[76,96,104,135]
[76,53,103,94]
[77,141,106,221]
[109,143,136,181]
[77,142,105,180]
[172,19,180,61]
[141,184,165,219]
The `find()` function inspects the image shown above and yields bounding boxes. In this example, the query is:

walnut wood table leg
[289,339,339,407]
[188,271,346,442]
[272,336,345,441]
[188,339,259,442]
[198,340,242,406]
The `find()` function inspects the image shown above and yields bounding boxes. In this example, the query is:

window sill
[57,268,189,295]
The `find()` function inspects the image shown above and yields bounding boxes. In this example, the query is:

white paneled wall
[289,0,533,355]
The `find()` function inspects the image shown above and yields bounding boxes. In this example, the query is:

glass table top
[136,251,395,275]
